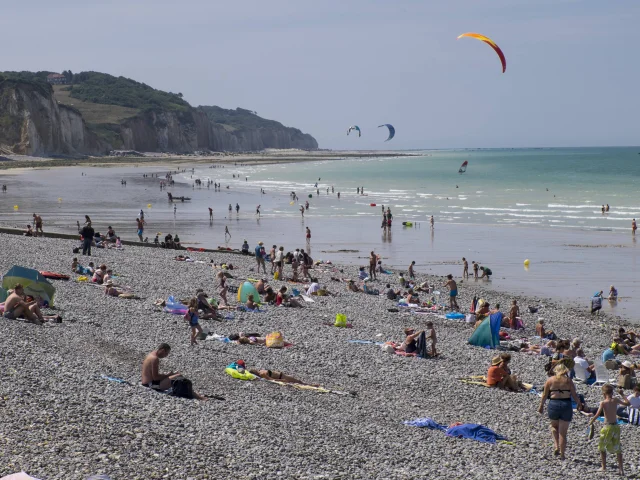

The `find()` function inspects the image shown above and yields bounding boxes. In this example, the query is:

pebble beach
[1,233,639,479]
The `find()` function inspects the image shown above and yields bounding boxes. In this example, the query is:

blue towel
[445,424,507,444]
[403,417,447,431]
[596,417,627,425]
[100,375,130,385]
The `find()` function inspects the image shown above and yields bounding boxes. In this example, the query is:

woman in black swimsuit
[400,328,423,354]
[538,363,582,460]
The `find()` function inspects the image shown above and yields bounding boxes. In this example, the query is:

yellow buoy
[523,259,530,266]
[147,203,152,208]
[13,205,18,210]
[290,201,294,205]
[58,198,62,202]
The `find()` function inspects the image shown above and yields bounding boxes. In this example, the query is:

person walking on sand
[32,213,43,237]
[217,271,229,306]
[255,241,267,274]
[462,257,469,279]
[444,274,459,311]
[588,384,630,475]
[209,207,213,221]
[538,363,582,461]
[224,226,231,241]
[270,245,277,274]
[408,261,416,280]
[228,204,232,217]
[235,203,240,215]
[306,227,311,245]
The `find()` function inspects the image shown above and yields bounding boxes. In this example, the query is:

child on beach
[426,321,437,357]
[473,261,479,278]
[588,384,631,475]
[71,257,78,273]
[408,261,416,280]
[184,298,203,346]
[246,294,257,310]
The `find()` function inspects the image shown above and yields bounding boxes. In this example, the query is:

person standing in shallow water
[306,227,311,244]
[633,219,637,235]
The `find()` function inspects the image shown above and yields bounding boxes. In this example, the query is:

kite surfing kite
[378,124,395,142]
[457,33,506,73]
[347,125,361,137]
[458,161,468,174]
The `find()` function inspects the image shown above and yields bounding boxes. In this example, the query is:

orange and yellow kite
[457,33,506,73]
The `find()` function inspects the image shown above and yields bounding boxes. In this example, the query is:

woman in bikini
[538,363,583,460]
[248,368,317,386]
[217,271,228,306]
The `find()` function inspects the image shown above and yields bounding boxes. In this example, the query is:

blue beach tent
[2,266,56,306]
[468,312,502,349]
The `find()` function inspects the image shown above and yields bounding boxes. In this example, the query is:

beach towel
[395,350,418,357]
[100,374,131,385]
[415,331,429,359]
[459,376,534,392]
[348,340,384,345]
[445,312,465,320]
[265,379,354,396]
[445,424,507,444]
[596,417,627,425]
[301,294,315,303]
[403,417,447,430]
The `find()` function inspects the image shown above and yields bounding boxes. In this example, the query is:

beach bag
[170,378,194,399]
[273,271,280,280]
[628,408,640,426]
[465,313,476,324]
[335,313,347,327]
[73,247,80,254]
[266,331,285,348]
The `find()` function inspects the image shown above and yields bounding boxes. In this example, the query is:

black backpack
[171,378,194,399]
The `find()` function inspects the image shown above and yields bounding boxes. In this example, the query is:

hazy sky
[3,1,639,149]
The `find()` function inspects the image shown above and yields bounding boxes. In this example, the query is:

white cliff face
[0,81,318,156]
[0,82,103,156]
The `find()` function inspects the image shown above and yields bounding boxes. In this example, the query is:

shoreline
[1,233,638,478]
[0,149,419,171]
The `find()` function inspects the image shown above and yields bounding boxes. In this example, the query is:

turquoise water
[203,147,640,231]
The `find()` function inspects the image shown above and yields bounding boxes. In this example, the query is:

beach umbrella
[2,266,56,306]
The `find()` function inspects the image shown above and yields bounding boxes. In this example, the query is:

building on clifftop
[46,73,67,85]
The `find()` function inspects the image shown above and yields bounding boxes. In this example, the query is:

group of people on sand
[461,258,492,280]
[476,302,640,474]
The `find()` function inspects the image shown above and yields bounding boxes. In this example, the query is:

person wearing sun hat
[487,356,522,391]
[104,279,121,297]
[255,241,267,274]
[618,360,637,390]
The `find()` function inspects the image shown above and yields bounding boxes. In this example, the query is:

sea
[1,147,639,321]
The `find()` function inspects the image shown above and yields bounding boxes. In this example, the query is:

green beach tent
[468,313,502,349]
[2,266,56,306]
[237,281,260,303]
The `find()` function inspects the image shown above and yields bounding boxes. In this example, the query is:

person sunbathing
[263,287,277,304]
[104,280,122,297]
[405,289,419,304]
[536,319,556,340]
[255,278,267,294]
[476,302,490,320]
[276,287,303,308]
[228,333,266,345]
[92,264,107,284]
[347,280,361,292]
[248,367,318,386]
[487,356,525,392]
[415,281,431,293]
[196,290,218,319]
[3,284,61,325]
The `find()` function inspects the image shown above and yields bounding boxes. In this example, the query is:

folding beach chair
[593,360,617,386]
